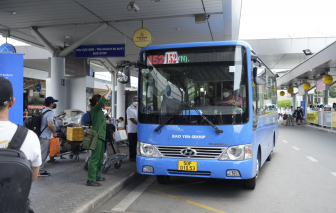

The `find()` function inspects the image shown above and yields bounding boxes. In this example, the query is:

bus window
[139,46,249,125]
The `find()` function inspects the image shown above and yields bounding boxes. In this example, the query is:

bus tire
[266,151,273,161]
[156,175,170,184]
[244,150,260,189]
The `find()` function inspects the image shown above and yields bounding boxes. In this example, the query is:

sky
[0,37,30,46]
[239,0,336,39]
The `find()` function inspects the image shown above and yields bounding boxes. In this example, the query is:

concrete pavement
[96,125,336,213]
[29,145,138,213]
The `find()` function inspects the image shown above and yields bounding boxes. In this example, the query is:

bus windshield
[139,45,249,125]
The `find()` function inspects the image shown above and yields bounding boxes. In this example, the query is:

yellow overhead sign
[133,28,152,48]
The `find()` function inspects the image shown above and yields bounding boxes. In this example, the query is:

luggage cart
[55,120,83,162]
[83,141,127,173]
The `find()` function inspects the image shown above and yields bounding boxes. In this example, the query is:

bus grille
[155,146,226,159]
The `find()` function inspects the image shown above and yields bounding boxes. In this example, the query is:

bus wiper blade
[154,103,184,134]
[193,109,223,135]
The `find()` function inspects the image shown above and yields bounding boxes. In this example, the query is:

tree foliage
[329,86,336,98]
[278,99,292,108]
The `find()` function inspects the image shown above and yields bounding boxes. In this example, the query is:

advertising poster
[0,53,24,125]
[332,112,336,128]
[316,77,325,91]
[307,111,318,124]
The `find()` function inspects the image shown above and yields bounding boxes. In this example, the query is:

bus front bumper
[136,156,255,180]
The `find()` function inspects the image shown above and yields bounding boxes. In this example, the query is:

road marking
[306,156,318,162]
[292,146,300,150]
[112,176,156,212]
[331,172,336,177]
[282,140,288,143]
[152,190,227,213]
[156,181,207,191]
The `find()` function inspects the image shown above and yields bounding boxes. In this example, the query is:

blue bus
[135,41,278,189]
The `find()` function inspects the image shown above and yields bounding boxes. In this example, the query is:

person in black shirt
[297,107,305,125]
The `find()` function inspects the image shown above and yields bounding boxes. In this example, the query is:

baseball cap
[0,77,13,106]
[45,97,58,105]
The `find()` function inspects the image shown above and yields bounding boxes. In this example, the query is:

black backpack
[24,110,51,137]
[0,125,33,213]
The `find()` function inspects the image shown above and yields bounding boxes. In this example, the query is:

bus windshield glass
[139,45,249,125]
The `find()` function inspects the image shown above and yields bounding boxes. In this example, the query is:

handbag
[114,130,128,142]
[82,121,105,151]
[50,138,60,157]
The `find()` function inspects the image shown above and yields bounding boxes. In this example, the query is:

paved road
[97,125,336,213]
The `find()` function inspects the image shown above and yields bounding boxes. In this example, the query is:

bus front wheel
[244,151,260,190]
[156,175,170,184]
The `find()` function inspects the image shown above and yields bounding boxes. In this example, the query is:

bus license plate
[178,161,197,171]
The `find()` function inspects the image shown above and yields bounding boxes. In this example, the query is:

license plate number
[178,161,197,171]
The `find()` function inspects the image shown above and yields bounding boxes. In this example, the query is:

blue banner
[301,101,306,117]
[75,44,126,58]
[0,53,24,125]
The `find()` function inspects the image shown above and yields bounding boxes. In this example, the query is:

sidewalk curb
[73,171,139,213]
[304,124,336,135]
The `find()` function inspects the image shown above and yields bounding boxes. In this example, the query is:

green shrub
[278,99,292,108]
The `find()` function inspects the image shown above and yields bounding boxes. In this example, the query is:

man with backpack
[38,96,59,176]
[0,77,42,212]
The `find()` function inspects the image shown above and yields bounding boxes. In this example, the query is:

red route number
[148,55,164,65]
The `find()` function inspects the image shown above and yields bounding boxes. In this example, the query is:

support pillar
[50,57,66,116]
[324,85,329,106]
[292,94,296,109]
[30,24,108,116]
[111,71,116,118]
[303,90,308,122]
[117,82,126,128]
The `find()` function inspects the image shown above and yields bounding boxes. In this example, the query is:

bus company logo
[172,135,206,139]
[192,135,206,139]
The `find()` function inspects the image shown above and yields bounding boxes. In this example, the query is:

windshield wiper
[192,108,223,135]
[154,103,185,134]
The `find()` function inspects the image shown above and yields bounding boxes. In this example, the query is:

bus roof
[140,40,253,53]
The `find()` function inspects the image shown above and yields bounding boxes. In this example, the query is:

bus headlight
[137,142,162,158]
[219,144,253,161]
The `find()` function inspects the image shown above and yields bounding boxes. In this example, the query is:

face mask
[223,92,230,98]
[133,102,138,107]
[53,103,57,109]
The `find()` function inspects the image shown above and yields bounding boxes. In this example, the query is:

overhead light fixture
[195,14,207,24]
[127,1,140,12]
[65,36,71,39]
[6,11,17,15]
[151,0,162,2]
[303,49,313,56]
[173,28,180,31]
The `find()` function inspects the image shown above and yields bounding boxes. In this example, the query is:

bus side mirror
[253,66,266,85]
[117,66,130,84]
